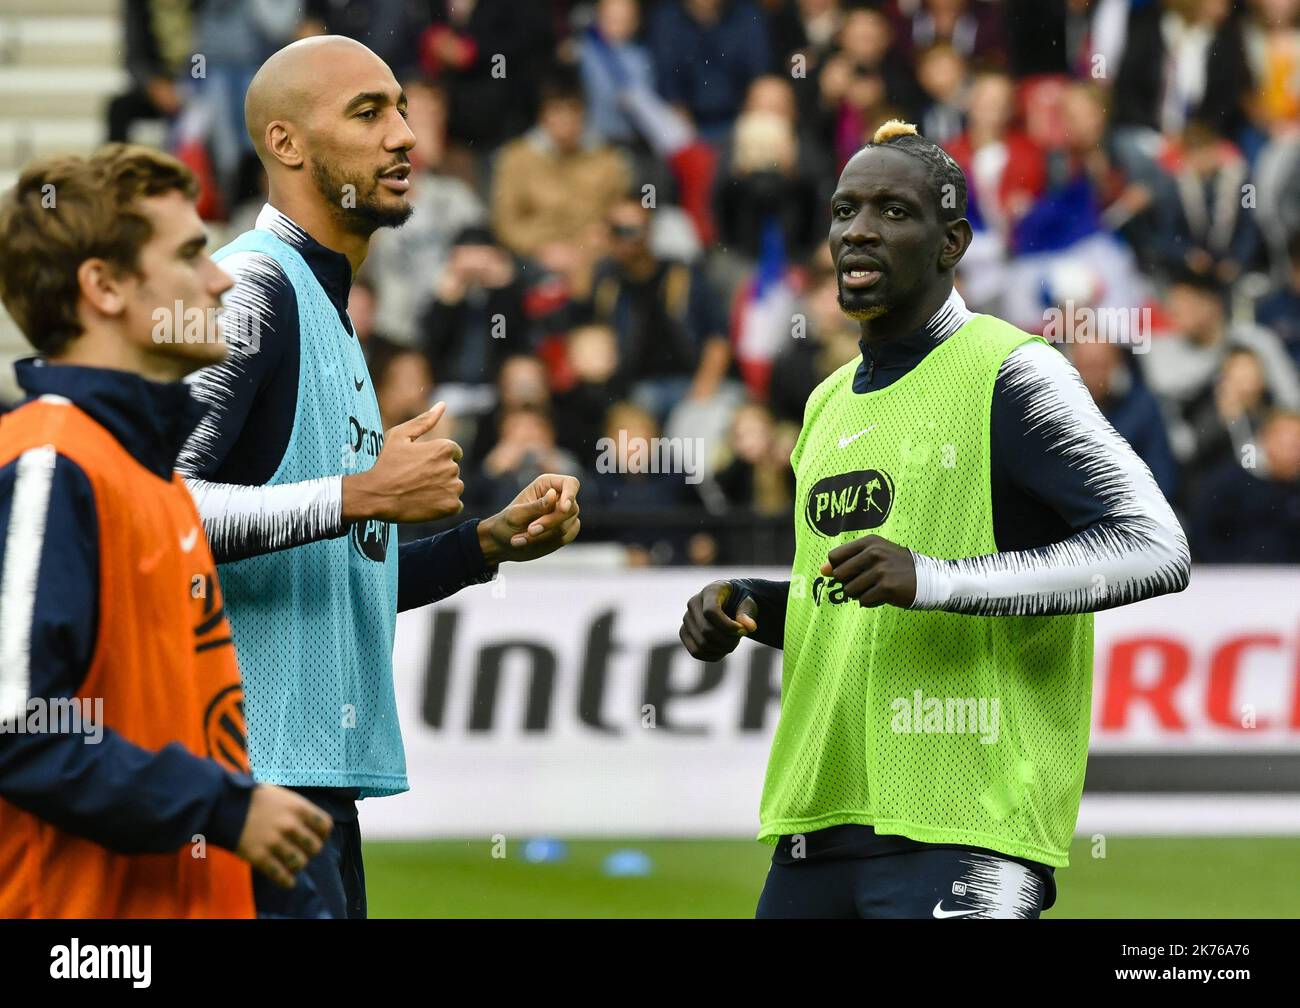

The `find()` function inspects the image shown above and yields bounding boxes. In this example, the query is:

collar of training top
[13,356,206,480]
[254,203,355,323]
[856,286,975,375]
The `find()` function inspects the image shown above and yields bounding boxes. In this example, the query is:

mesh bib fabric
[213,229,405,798]
[760,315,1093,867]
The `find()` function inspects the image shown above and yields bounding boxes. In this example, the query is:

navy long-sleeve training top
[176,203,496,610]
[732,288,1189,643]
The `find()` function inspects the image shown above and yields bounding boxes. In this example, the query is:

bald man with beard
[178,37,582,918]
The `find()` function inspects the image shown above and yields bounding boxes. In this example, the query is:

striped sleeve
[909,340,1191,616]
[0,446,61,719]
[183,476,344,564]
[178,248,346,563]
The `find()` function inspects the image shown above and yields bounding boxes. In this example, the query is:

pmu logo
[352,518,389,562]
[203,684,248,773]
[805,468,894,536]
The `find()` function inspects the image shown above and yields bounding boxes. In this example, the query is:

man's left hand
[478,474,581,564]
[821,534,917,608]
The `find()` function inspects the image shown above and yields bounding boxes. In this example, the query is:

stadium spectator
[374,348,435,430]
[1111,0,1254,143]
[1141,269,1300,463]
[1240,0,1300,155]
[714,103,823,265]
[1191,408,1300,561]
[365,80,486,346]
[1004,0,1083,77]
[1241,0,1300,269]
[1183,346,1274,500]
[1254,230,1300,365]
[913,42,968,148]
[763,0,835,70]
[771,0,844,117]
[1071,338,1181,502]
[708,75,827,301]
[589,400,700,564]
[1151,120,1260,284]
[578,0,656,145]
[470,353,554,460]
[300,0,429,80]
[473,404,581,513]
[107,0,192,144]
[588,196,730,421]
[490,71,630,290]
[420,0,557,154]
[708,401,794,515]
[1050,82,1158,267]
[815,8,925,166]
[767,261,859,425]
[891,0,1009,67]
[419,225,531,387]
[945,70,1047,248]
[348,275,401,367]
[647,0,773,144]
[552,323,629,462]
[186,0,305,215]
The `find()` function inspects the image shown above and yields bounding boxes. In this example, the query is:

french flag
[731,216,796,399]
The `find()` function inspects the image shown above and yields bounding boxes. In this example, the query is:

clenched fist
[821,534,917,608]
[342,402,465,523]
[679,580,759,663]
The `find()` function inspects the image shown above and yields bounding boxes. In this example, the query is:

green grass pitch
[362,836,1300,918]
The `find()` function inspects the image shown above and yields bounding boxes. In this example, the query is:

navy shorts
[756,846,1052,919]
[253,787,367,920]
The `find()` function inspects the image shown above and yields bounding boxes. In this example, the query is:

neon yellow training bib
[760,314,1093,868]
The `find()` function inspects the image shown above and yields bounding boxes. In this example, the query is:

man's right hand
[236,784,333,889]
[342,402,465,523]
[679,580,759,663]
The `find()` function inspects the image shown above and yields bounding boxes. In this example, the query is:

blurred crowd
[55,0,1300,563]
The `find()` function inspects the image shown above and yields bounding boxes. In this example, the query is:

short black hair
[864,120,967,222]
[1168,263,1225,299]
[539,67,585,109]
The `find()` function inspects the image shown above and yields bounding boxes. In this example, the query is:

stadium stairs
[0,0,127,401]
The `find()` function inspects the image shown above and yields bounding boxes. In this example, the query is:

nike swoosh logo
[180,528,200,553]
[353,376,365,391]
[838,425,877,448]
[932,901,981,919]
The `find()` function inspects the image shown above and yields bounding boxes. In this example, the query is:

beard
[839,300,888,321]
[310,157,413,234]
[837,284,889,322]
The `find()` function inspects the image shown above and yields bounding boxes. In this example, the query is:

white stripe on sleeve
[0,444,58,720]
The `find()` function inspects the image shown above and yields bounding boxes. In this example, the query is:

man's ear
[265,121,304,169]
[938,218,973,272]
[75,257,129,320]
